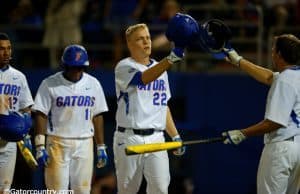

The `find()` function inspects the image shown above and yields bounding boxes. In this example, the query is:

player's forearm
[34,111,47,135]
[141,58,171,84]
[93,115,105,145]
[241,119,282,137]
[165,107,179,138]
[239,59,274,85]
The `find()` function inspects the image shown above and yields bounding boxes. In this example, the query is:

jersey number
[8,96,17,110]
[85,109,91,120]
[153,92,167,106]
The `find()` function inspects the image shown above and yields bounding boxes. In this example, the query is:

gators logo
[75,52,82,61]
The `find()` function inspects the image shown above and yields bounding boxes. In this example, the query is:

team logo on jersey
[56,95,95,107]
[75,52,82,61]
[137,79,166,91]
[0,83,21,96]
[128,68,136,73]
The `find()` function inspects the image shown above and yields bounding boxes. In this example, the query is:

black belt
[117,126,161,136]
[286,136,294,141]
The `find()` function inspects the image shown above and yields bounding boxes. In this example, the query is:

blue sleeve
[129,71,144,85]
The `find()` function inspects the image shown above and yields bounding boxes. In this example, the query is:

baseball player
[113,17,199,193]
[221,34,300,194]
[32,44,108,193]
[0,33,34,192]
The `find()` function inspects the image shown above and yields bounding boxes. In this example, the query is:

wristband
[35,134,45,147]
[172,134,180,141]
[97,144,107,150]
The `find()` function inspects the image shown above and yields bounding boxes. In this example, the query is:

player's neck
[131,56,150,65]
[278,63,295,72]
[0,64,9,70]
[63,71,83,82]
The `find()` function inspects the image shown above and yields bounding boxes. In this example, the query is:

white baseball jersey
[258,68,300,194]
[115,57,171,129]
[264,68,300,143]
[32,71,108,138]
[0,65,34,113]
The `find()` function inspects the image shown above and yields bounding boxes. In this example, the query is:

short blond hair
[125,23,148,41]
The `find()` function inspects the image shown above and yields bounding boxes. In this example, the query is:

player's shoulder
[7,66,30,83]
[39,71,64,87]
[44,71,61,81]
[280,67,300,78]
[115,57,136,69]
[278,67,300,85]
[8,66,26,77]
[82,72,100,83]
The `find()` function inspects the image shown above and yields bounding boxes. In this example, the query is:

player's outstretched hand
[222,130,246,145]
[23,134,32,152]
[36,145,49,166]
[167,47,184,64]
[172,135,186,156]
[223,48,243,67]
[97,144,108,168]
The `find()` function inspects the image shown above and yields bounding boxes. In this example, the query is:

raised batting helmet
[197,19,232,59]
[0,112,29,142]
[166,13,200,48]
[61,44,89,67]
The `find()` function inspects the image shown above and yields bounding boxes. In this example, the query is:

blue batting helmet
[61,44,89,67]
[197,19,232,59]
[0,112,30,142]
[166,13,200,48]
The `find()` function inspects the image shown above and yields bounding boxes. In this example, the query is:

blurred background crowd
[1,0,300,71]
[1,0,300,194]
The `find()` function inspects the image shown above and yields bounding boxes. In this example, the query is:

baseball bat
[17,140,38,170]
[125,136,225,155]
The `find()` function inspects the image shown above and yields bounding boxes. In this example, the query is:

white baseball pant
[257,138,300,194]
[113,130,170,194]
[45,136,93,194]
[0,141,16,191]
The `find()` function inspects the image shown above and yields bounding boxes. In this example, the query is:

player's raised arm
[194,18,274,86]
[224,48,274,86]
[140,48,183,85]
[125,14,199,85]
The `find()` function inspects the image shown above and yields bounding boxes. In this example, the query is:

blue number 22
[153,92,167,106]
